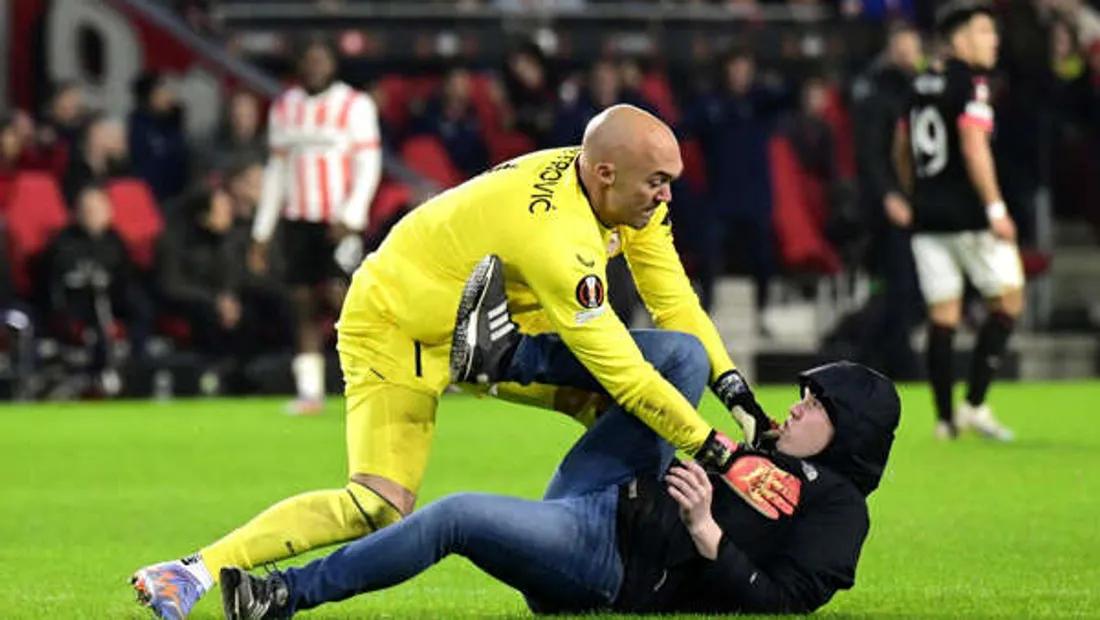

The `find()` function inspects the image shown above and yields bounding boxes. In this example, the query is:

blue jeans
[507,329,709,499]
[282,329,709,615]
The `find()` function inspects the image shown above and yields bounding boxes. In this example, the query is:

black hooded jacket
[612,362,901,615]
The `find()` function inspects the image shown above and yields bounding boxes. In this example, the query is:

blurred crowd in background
[3,0,1100,399]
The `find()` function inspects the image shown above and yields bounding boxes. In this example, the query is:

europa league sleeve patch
[575,274,606,309]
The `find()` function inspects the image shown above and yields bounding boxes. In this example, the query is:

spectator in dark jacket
[1,109,68,178]
[617,57,652,113]
[680,50,791,321]
[35,81,88,174]
[224,159,295,353]
[129,72,190,203]
[781,77,837,184]
[41,187,151,391]
[155,188,245,366]
[201,89,266,174]
[849,23,924,378]
[221,350,900,618]
[502,43,559,147]
[61,115,131,208]
[410,68,490,178]
[782,76,863,259]
[551,59,656,146]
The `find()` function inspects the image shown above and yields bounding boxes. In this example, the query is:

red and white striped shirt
[253,81,382,242]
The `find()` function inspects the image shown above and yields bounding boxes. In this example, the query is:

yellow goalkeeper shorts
[338,320,449,494]
[344,380,438,495]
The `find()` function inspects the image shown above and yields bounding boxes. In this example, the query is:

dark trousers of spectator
[166,298,246,365]
[54,286,153,372]
[239,285,297,355]
[168,288,294,367]
[859,225,922,379]
[698,211,775,317]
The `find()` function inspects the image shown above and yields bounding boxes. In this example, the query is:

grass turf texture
[2,383,1098,619]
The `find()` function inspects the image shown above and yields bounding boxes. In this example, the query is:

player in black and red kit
[892,0,1021,441]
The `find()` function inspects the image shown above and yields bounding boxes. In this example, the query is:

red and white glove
[694,430,801,520]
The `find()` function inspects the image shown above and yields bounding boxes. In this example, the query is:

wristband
[695,429,737,472]
[711,369,748,410]
[986,201,1007,221]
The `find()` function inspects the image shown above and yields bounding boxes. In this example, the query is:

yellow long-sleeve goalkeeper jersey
[340,147,736,453]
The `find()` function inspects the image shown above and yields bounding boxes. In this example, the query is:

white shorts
[911,231,1025,304]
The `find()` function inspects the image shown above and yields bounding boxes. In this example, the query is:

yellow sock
[200,483,401,576]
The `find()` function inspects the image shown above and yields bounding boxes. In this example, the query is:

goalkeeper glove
[712,369,780,449]
[694,430,801,520]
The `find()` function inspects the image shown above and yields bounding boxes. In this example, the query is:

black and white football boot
[450,254,521,385]
[220,567,290,620]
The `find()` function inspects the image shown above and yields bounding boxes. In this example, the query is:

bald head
[579,105,682,229]
[582,104,678,166]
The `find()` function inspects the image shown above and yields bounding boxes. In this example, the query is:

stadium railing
[214,2,882,76]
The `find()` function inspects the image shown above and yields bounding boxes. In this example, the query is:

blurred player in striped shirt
[250,39,382,414]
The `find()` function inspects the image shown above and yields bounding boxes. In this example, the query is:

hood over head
[798,361,901,495]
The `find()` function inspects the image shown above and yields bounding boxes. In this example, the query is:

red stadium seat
[0,173,14,214]
[799,169,830,230]
[400,135,464,189]
[151,314,192,345]
[48,315,128,346]
[377,74,445,138]
[104,178,164,271]
[367,179,414,236]
[679,139,708,196]
[4,172,70,296]
[1020,249,1052,278]
[768,137,842,275]
[469,73,504,125]
[464,72,537,166]
[376,74,413,134]
[639,72,681,125]
[485,130,535,166]
[16,142,70,180]
[405,76,442,105]
[822,86,857,181]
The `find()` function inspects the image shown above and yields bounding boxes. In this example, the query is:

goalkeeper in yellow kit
[132,105,781,619]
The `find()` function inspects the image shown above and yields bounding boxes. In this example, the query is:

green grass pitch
[2,382,1099,619]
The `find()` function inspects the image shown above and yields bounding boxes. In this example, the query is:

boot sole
[450,256,496,383]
